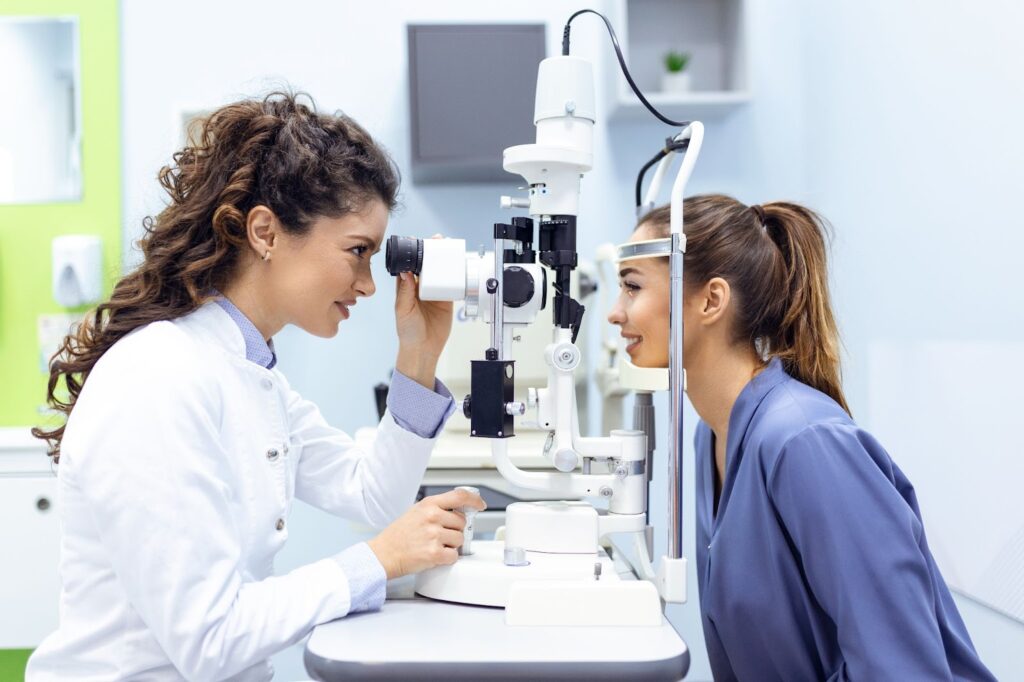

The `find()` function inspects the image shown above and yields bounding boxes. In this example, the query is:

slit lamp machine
[383,7,703,636]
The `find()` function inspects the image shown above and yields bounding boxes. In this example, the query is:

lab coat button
[261,378,273,390]
[275,518,285,531]
[266,448,279,461]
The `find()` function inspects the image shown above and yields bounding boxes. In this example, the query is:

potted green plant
[661,50,692,93]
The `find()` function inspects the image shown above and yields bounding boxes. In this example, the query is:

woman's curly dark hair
[34,91,400,462]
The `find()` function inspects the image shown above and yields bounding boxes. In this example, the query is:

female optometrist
[26,92,485,681]
[608,195,995,681]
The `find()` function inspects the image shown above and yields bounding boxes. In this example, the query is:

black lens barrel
[385,235,424,276]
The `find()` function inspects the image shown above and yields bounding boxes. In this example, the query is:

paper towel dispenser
[52,235,102,308]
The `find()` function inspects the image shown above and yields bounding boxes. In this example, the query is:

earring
[262,251,271,262]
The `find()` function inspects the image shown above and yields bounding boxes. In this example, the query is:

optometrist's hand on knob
[367,488,487,579]
[394,234,452,389]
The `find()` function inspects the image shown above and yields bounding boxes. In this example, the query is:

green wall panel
[0,649,31,681]
[0,0,121,427]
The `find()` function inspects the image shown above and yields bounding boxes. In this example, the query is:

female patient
[27,92,484,680]
[608,195,994,681]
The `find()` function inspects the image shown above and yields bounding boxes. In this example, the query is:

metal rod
[491,239,505,359]
[668,233,684,559]
[666,121,702,561]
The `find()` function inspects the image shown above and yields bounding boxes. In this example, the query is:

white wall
[120,1,1022,679]
[798,2,1024,679]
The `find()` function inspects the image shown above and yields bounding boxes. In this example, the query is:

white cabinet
[0,428,59,648]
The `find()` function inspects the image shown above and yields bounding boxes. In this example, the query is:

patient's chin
[630,353,668,369]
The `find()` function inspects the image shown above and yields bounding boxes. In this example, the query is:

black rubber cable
[635,138,691,208]
[635,149,668,209]
[562,9,692,128]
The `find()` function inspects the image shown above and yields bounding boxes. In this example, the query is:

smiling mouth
[335,302,350,319]
[623,336,642,353]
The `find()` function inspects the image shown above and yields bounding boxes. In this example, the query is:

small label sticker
[37,313,80,372]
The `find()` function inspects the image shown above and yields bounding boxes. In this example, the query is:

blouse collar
[212,293,277,369]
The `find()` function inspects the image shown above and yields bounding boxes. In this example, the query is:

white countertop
[0,427,54,475]
[305,597,689,681]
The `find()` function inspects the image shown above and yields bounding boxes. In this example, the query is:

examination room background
[1,0,1022,680]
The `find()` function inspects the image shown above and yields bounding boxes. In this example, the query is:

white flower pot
[661,71,691,94]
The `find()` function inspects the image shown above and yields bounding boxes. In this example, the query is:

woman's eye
[350,245,369,258]
[620,281,641,294]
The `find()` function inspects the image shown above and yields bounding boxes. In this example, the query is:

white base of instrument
[415,541,663,626]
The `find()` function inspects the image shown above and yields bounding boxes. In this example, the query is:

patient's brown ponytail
[640,195,850,415]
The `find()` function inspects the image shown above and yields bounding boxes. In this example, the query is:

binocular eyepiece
[384,235,424,276]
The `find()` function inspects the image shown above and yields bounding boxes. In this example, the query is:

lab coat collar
[180,300,250,363]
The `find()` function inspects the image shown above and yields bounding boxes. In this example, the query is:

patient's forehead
[631,221,663,242]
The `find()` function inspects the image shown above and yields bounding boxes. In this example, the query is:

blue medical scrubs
[694,358,995,681]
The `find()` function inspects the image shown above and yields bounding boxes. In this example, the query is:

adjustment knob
[500,196,531,210]
[455,485,480,556]
[554,448,579,472]
[502,267,534,308]
[504,546,529,567]
[462,395,472,419]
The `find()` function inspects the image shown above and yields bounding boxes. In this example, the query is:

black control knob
[462,395,472,419]
[502,267,534,308]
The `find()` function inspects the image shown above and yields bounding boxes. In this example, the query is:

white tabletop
[304,596,689,681]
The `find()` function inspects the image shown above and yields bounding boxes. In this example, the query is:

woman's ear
[246,205,278,259]
[699,277,731,326]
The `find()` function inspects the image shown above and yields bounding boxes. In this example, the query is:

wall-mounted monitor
[407,24,546,184]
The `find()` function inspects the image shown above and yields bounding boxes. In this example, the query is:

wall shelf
[611,90,751,121]
[605,0,751,122]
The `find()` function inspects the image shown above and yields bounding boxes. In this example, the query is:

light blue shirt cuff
[387,370,457,439]
[333,542,387,614]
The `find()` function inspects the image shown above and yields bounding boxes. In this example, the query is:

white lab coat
[26,302,436,681]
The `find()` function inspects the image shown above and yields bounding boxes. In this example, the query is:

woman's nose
[607,301,625,325]
[356,271,376,298]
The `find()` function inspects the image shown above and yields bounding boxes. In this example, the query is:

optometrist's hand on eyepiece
[393,234,452,389]
[367,488,487,579]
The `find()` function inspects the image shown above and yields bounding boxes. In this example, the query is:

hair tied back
[750,204,767,229]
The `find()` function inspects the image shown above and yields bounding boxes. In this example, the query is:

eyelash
[621,281,641,293]
[350,245,371,258]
